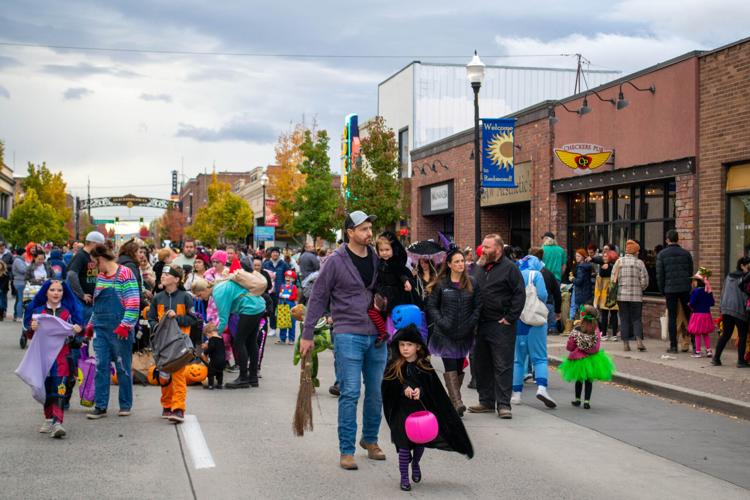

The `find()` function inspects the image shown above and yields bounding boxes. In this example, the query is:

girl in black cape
[382,325,474,492]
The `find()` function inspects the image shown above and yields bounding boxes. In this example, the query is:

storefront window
[567,179,675,295]
[728,194,750,265]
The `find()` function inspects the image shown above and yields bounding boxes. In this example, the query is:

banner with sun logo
[482,118,516,188]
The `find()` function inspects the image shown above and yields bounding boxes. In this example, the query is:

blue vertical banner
[481,118,517,188]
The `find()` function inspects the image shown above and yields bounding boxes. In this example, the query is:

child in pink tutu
[688,267,715,358]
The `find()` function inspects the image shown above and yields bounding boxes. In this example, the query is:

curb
[548,355,750,420]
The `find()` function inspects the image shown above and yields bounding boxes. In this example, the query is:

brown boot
[340,454,358,470]
[443,372,464,416]
[636,339,647,351]
[623,340,631,352]
[457,372,467,415]
[359,440,386,460]
[468,404,494,413]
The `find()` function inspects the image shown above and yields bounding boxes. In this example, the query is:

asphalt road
[1,321,748,499]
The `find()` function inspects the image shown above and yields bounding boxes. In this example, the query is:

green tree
[187,176,254,247]
[0,188,69,244]
[21,162,72,225]
[347,116,402,230]
[290,130,342,242]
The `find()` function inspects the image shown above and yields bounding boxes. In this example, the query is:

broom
[292,351,314,436]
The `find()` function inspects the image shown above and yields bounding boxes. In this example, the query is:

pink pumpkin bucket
[405,410,438,444]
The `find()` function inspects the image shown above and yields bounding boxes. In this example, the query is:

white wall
[377,64,414,174]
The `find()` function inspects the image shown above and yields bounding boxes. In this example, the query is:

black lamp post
[467,50,485,248]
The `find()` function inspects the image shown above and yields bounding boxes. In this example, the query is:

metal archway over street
[77,193,181,211]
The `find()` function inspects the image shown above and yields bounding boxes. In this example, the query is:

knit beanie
[211,250,228,265]
[625,240,640,255]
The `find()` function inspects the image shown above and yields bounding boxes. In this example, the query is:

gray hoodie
[12,256,27,288]
[720,271,748,321]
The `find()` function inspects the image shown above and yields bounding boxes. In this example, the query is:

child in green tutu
[558,305,616,409]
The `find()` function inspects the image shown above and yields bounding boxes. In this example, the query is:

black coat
[382,360,473,457]
[656,244,693,294]
[472,255,525,323]
[540,267,562,314]
[376,257,413,313]
[573,261,594,305]
[426,277,481,340]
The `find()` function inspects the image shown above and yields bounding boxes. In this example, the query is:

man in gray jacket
[300,211,386,471]
[298,241,320,286]
[655,230,694,353]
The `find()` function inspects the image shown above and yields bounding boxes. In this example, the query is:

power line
[0,41,568,60]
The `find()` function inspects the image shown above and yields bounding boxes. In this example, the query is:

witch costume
[382,325,473,491]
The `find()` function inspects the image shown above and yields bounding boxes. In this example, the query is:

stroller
[19,281,43,349]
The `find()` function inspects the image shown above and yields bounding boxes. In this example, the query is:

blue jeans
[512,325,549,392]
[14,283,24,319]
[334,333,388,455]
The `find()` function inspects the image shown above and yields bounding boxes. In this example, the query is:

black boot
[225,376,250,389]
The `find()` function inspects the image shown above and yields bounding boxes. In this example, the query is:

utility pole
[87,177,91,219]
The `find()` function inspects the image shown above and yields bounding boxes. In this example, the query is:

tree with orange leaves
[268,123,306,233]
[156,208,187,244]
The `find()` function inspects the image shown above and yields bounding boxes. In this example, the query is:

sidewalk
[547,336,750,419]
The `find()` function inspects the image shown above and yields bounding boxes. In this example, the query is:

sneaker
[86,408,107,419]
[497,407,512,419]
[611,336,620,342]
[39,419,53,433]
[168,409,185,423]
[118,409,131,417]
[50,422,66,438]
[711,358,722,366]
[691,351,703,358]
[737,361,750,368]
[583,401,591,410]
[225,377,251,389]
[706,350,713,358]
[510,392,522,405]
[601,335,609,342]
[523,373,533,382]
[161,408,173,419]
[267,329,276,337]
[536,386,557,409]
[571,399,582,407]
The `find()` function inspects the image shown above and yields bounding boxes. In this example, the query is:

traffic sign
[93,219,115,224]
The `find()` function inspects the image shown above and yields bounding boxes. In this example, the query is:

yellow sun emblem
[487,132,514,170]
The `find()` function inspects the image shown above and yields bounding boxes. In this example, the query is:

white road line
[179,415,216,470]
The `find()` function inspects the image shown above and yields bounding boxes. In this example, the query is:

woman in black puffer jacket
[426,248,482,416]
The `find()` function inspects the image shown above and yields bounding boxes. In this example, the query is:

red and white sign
[265,199,279,227]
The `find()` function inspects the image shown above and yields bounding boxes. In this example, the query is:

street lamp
[260,172,269,226]
[467,50,485,248]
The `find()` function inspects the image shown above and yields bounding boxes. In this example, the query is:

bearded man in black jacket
[468,234,526,419]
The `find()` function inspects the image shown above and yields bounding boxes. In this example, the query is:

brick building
[409,36,750,338]
[178,171,253,225]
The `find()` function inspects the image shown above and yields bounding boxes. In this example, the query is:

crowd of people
[8,217,749,492]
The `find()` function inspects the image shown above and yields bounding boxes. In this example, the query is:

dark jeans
[599,309,619,337]
[474,320,517,410]
[442,357,465,374]
[618,301,643,341]
[269,294,279,330]
[665,292,691,349]
[234,313,262,382]
[715,314,748,364]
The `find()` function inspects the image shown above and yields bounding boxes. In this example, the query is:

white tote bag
[520,271,548,326]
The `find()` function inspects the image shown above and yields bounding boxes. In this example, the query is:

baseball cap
[345,210,377,229]
[85,231,106,244]
[162,265,184,280]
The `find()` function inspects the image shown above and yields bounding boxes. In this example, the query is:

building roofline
[558,50,704,105]
[378,60,620,88]
[699,35,750,58]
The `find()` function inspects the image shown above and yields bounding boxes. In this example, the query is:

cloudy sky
[0,0,747,220]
